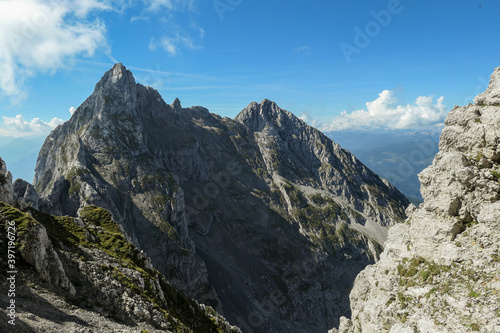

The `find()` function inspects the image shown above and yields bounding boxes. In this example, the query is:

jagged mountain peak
[66,63,176,128]
[172,97,182,109]
[235,98,304,132]
[97,63,136,89]
[67,63,140,122]
[259,98,280,110]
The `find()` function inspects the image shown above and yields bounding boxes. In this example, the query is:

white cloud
[198,27,205,39]
[0,114,64,137]
[144,0,196,12]
[150,30,200,56]
[69,106,76,115]
[321,90,447,131]
[143,1,203,57]
[161,38,179,55]
[0,0,115,98]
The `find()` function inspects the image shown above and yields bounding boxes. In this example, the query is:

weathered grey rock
[13,178,41,210]
[29,64,409,332]
[17,213,76,295]
[335,66,500,333]
[0,157,14,205]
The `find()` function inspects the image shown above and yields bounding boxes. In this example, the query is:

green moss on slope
[1,202,234,332]
[0,202,36,252]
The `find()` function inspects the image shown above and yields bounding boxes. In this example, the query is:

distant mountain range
[329,130,440,204]
[0,137,44,182]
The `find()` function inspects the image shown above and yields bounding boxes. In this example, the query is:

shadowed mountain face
[25,64,409,332]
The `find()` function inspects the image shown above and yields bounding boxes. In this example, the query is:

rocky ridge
[334,67,500,332]
[0,158,240,333]
[20,64,409,332]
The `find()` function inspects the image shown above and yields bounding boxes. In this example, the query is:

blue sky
[0,0,499,138]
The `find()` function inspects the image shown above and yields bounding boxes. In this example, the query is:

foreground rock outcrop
[23,63,409,332]
[334,67,500,332]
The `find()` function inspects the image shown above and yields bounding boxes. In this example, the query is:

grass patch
[26,208,90,248]
[80,206,121,234]
[0,202,38,243]
[80,206,151,272]
[399,257,450,287]
[110,266,142,294]
[309,194,327,206]
[470,323,480,331]
[282,181,308,208]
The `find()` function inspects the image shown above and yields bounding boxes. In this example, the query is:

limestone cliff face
[29,64,409,332]
[334,67,500,333]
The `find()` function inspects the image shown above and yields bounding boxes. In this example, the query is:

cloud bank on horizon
[0,114,63,137]
[301,90,447,132]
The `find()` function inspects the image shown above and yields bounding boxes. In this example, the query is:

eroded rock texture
[334,67,500,333]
